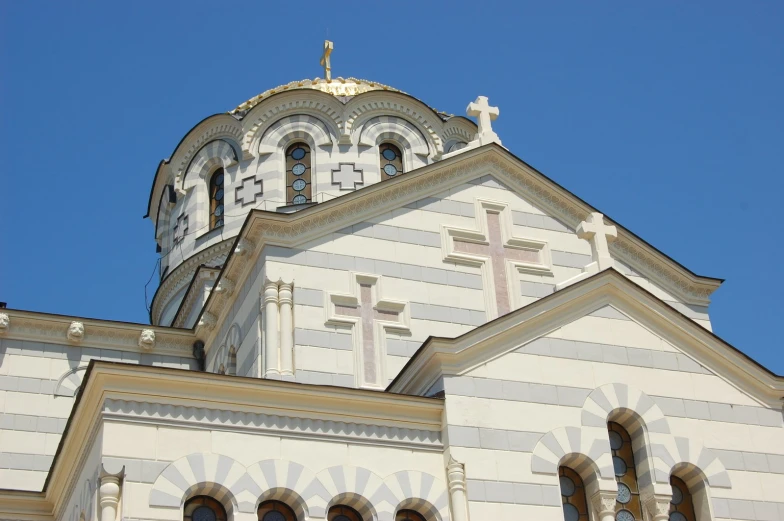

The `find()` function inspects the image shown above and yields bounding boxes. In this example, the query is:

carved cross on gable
[326,273,410,389]
[442,198,552,319]
[556,212,618,290]
[172,214,188,245]
[235,176,263,207]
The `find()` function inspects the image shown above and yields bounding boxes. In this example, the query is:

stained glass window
[379,143,403,180]
[184,496,226,521]
[258,500,296,521]
[328,505,363,521]
[394,510,425,521]
[559,466,589,521]
[669,476,697,521]
[608,422,643,521]
[209,169,225,229]
[286,143,312,205]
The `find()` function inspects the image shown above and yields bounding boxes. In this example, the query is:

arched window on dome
[328,505,362,521]
[379,143,403,180]
[183,496,226,521]
[394,510,425,521]
[258,500,296,521]
[669,476,697,521]
[559,466,589,521]
[608,422,643,521]
[286,142,312,205]
[209,168,225,229]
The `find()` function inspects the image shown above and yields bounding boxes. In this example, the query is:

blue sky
[1,2,782,373]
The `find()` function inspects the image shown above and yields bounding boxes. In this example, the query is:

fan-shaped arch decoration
[343,95,444,159]
[316,466,384,521]
[530,425,615,481]
[258,115,335,156]
[381,471,449,521]
[148,454,246,515]
[242,92,345,157]
[581,383,669,434]
[224,323,242,350]
[171,116,244,184]
[54,365,88,397]
[245,460,320,518]
[181,140,240,192]
[356,116,430,164]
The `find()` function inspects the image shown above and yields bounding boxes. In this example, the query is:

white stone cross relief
[331,163,364,190]
[172,214,188,245]
[235,176,263,207]
[467,96,502,146]
[556,212,618,290]
[326,273,410,389]
[442,199,552,319]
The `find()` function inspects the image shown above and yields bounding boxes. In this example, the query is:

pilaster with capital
[591,491,617,521]
[278,281,294,376]
[447,457,469,521]
[98,464,124,521]
[644,495,673,521]
[263,279,280,377]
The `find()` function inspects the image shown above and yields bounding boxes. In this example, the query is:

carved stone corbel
[138,329,156,351]
[0,313,9,334]
[644,495,672,521]
[198,312,217,330]
[214,278,235,295]
[67,321,85,344]
[234,238,254,256]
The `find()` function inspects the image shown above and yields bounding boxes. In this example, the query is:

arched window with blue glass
[379,143,403,180]
[328,505,362,521]
[286,142,312,205]
[258,500,296,521]
[608,422,643,521]
[559,466,589,521]
[209,168,225,229]
[669,476,697,521]
[183,496,226,521]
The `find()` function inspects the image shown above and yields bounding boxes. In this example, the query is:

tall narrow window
[328,505,362,521]
[258,500,296,521]
[184,496,226,521]
[395,511,425,521]
[608,422,643,521]
[286,142,312,205]
[559,466,589,521]
[669,476,697,521]
[209,168,225,229]
[379,143,403,180]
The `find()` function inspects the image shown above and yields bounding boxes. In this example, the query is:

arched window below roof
[209,168,225,229]
[184,496,226,521]
[286,142,312,205]
[608,421,643,521]
[669,476,697,521]
[559,466,589,521]
[258,500,296,521]
[394,510,425,521]
[328,505,362,521]
[379,143,403,180]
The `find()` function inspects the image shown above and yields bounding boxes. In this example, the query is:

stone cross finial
[467,96,501,145]
[577,212,617,271]
[555,212,618,290]
[320,40,334,81]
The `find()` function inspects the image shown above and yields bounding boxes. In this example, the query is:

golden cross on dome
[320,40,334,81]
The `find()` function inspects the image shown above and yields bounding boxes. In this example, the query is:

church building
[1,42,782,521]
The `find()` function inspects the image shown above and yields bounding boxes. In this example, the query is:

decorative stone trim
[171,266,221,329]
[54,365,88,397]
[0,310,194,355]
[214,278,235,296]
[0,312,9,333]
[198,312,217,330]
[171,117,243,186]
[102,399,442,450]
[531,382,731,490]
[149,456,450,521]
[67,321,85,344]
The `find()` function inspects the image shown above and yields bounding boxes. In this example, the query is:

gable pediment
[193,145,722,347]
[386,269,783,408]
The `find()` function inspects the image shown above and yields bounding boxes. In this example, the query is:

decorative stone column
[591,491,617,521]
[278,281,294,376]
[263,279,280,377]
[645,496,672,521]
[447,457,469,521]
[99,475,121,521]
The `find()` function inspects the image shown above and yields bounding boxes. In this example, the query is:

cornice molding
[102,398,442,450]
[387,270,784,408]
[152,238,234,325]
[0,310,194,356]
[194,145,721,346]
